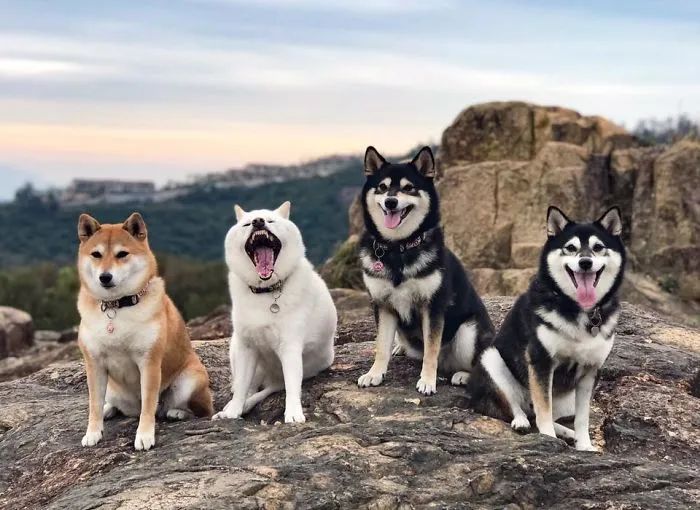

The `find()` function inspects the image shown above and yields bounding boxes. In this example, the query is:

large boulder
[0,295,698,509]
[0,307,34,359]
[439,101,637,169]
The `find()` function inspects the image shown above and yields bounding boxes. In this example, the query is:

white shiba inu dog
[76,213,213,451]
[213,202,336,423]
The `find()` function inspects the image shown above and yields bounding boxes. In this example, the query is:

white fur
[213,205,336,423]
[363,270,442,323]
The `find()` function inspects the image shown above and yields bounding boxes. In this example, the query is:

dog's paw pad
[166,409,188,421]
[450,371,470,386]
[510,415,531,432]
[81,429,103,447]
[134,430,156,451]
[416,378,437,395]
[358,372,385,387]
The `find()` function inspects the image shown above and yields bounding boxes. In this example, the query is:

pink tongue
[384,211,402,229]
[254,247,274,278]
[574,272,597,309]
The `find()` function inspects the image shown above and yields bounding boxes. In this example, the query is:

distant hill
[0,156,364,268]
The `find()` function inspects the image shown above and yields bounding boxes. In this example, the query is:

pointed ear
[122,212,147,240]
[364,146,386,176]
[547,206,571,237]
[234,204,246,222]
[275,201,291,219]
[411,146,435,178]
[597,206,622,236]
[78,214,101,242]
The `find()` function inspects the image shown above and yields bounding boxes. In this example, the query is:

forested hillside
[0,157,362,268]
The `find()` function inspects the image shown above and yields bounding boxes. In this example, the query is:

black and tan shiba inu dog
[357,146,494,395]
[468,206,626,451]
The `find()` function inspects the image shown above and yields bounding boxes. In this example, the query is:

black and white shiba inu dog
[357,146,495,395]
[468,206,626,451]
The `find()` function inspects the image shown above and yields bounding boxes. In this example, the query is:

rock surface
[1,294,698,509]
[325,102,700,325]
[0,306,34,359]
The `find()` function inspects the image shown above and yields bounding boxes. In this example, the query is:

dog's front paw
[284,404,306,424]
[510,414,530,432]
[358,370,385,387]
[212,410,242,421]
[81,429,103,447]
[416,377,437,395]
[575,441,599,452]
[134,427,156,451]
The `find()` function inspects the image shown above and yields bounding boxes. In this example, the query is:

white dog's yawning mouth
[245,228,282,280]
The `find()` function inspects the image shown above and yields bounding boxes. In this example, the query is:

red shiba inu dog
[76,212,213,451]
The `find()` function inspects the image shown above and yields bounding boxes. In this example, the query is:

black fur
[359,147,494,360]
[468,206,626,421]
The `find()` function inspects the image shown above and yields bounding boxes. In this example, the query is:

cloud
[189,0,456,13]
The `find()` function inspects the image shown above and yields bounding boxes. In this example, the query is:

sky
[0,0,699,199]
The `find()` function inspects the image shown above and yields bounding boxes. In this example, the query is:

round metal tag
[590,326,600,336]
[270,303,280,313]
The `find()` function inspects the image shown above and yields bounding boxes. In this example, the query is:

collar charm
[100,281,150,334]
[249,280,283,313]
[588,307,602,336]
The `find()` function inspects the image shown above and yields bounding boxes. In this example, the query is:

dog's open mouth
[245,229,282,280]
[383,205,413,229]
[565,266,605,309]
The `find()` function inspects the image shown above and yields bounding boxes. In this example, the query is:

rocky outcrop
[1,295,698,509]
[325,102,700,325]
[439,101,637,168]
[0,307,34,359]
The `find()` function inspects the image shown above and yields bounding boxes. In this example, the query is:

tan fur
[77,213,213,451]
[527,363,555,437]
[418,308,443,394]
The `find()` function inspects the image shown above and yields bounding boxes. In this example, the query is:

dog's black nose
[578,258,593,271]
[99,273,113,285]
[384,197,398,210]
[252,217,265,229]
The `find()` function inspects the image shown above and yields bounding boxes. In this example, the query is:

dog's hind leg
[105,380,140,418]
[442,321,478,386]
[242,383,284,414]
[480,347,531,431]
[163,356,214,420]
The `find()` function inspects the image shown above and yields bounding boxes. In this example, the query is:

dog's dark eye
[242,222,251,227]
[402,184,415,193]
[564,244,577,253]
[592,243,605,253]
[377,183,388,193]
[91,251,102,259]
[116,251,129,259]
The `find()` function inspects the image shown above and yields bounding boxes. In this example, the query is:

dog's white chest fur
[364,270,442,322]
[79,301,160,388]
[535,308,617,369]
